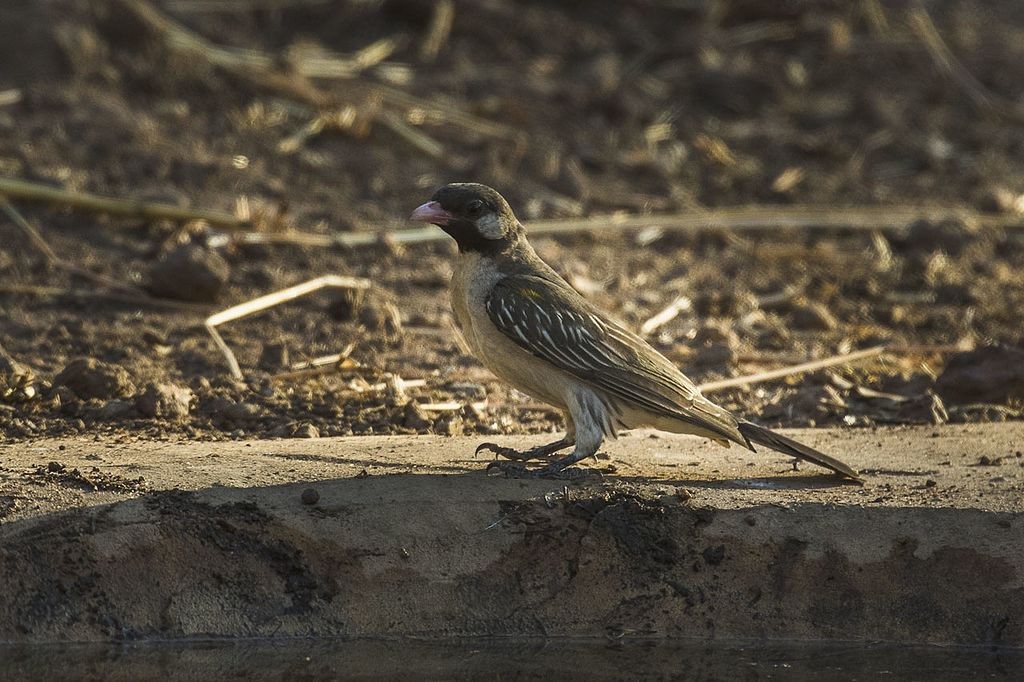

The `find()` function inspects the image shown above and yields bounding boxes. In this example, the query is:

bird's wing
[485,274,746,445]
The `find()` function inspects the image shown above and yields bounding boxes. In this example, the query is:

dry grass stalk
[698,345,887,393]
[167,0,331,12]
[287,37,398,79]
[206,275,372,379]
[0,283,211,312]
[379,111,446,159]
[908,3,1024,125]
[233,203,1022,250]
[640,296,693,336]
[0,177,247,229]
[120,0,520,144]
[0,89,22,107]
[419,400,486,412]
[420,0,455,62]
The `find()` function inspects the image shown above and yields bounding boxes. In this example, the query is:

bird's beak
[409,201,453,226]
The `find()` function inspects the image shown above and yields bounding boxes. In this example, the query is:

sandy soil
[1,423,1021,645]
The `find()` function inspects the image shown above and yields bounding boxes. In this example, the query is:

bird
[410,183,861,482]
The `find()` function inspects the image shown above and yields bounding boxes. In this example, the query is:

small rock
[702,545,726,565]
[147,244,230,303]
[53,358,135,400]
[899,218,973,256]
[300,488,319,505]
[788,299,838,331]
[692,343,736,368]
[47,461,65,473]
[936,345,1024,404]
[327,288,367,322]
[293,423,319,439]
[258,342,290,371]
[136,382,192,419]
[98,399,134,420]
[402,401,431,430]
[201,396,262,423]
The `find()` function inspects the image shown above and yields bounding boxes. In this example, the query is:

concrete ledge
[0,424,1021,645]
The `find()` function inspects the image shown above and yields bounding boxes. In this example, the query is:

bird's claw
[485,460,597,480]
[475,442,555,461]
[475,442,530,460]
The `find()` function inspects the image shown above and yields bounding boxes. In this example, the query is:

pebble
[135,382,193,420]
[258,343,290,371]
[293,423,320,438]
[300,488,319,505]
[936,345,1024,404]
[53,357,135,401]
[147,244,230,303]
[789,300,838,331]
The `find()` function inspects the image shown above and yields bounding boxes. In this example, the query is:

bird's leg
[476,437,573,461]
[531,439,602,477]
[478,410,575,462]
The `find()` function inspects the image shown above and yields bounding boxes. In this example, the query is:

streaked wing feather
[485,275,745,444]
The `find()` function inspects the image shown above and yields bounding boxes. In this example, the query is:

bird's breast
[448,254,570,409]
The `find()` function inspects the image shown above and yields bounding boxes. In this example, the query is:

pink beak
[409,201,453,225]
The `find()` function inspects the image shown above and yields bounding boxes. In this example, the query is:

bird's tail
[738,420,862,483]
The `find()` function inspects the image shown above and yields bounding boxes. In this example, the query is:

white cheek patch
[477,213,504,239]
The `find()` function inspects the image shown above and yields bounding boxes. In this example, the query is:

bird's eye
[467,200,485,217]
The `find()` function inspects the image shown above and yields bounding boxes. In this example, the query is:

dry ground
[1,1,1023,446]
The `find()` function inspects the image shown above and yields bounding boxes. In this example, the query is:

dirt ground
[1,424,1022,645]
[2,0,1024,445]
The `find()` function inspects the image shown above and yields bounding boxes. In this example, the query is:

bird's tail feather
[738,421,862,483]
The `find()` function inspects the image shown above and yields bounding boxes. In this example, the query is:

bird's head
[410,183,523,254]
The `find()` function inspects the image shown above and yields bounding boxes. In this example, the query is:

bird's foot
[475,439,571,462]
[484,460,599,481]
[475,442,533,461]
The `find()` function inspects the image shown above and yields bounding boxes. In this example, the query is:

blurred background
[1,0,1023,443]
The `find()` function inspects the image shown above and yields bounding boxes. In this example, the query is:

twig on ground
[908,3,1024,125]
[271,345,359,381]
[640,296,693,336]
[0,177,248,229]
[231,203,1023,250]
[420,0,455,62]
[0,89,22,107]
[733,343,967,367]
[205,275,372,379]
[364,378,427,394]
[379,111,446,159]
[287,37,398,79]
[166,0,331,12]
[698,345,888,393]
[2,199,149,294]
[0,283,211,312]
[419,400,486,412]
